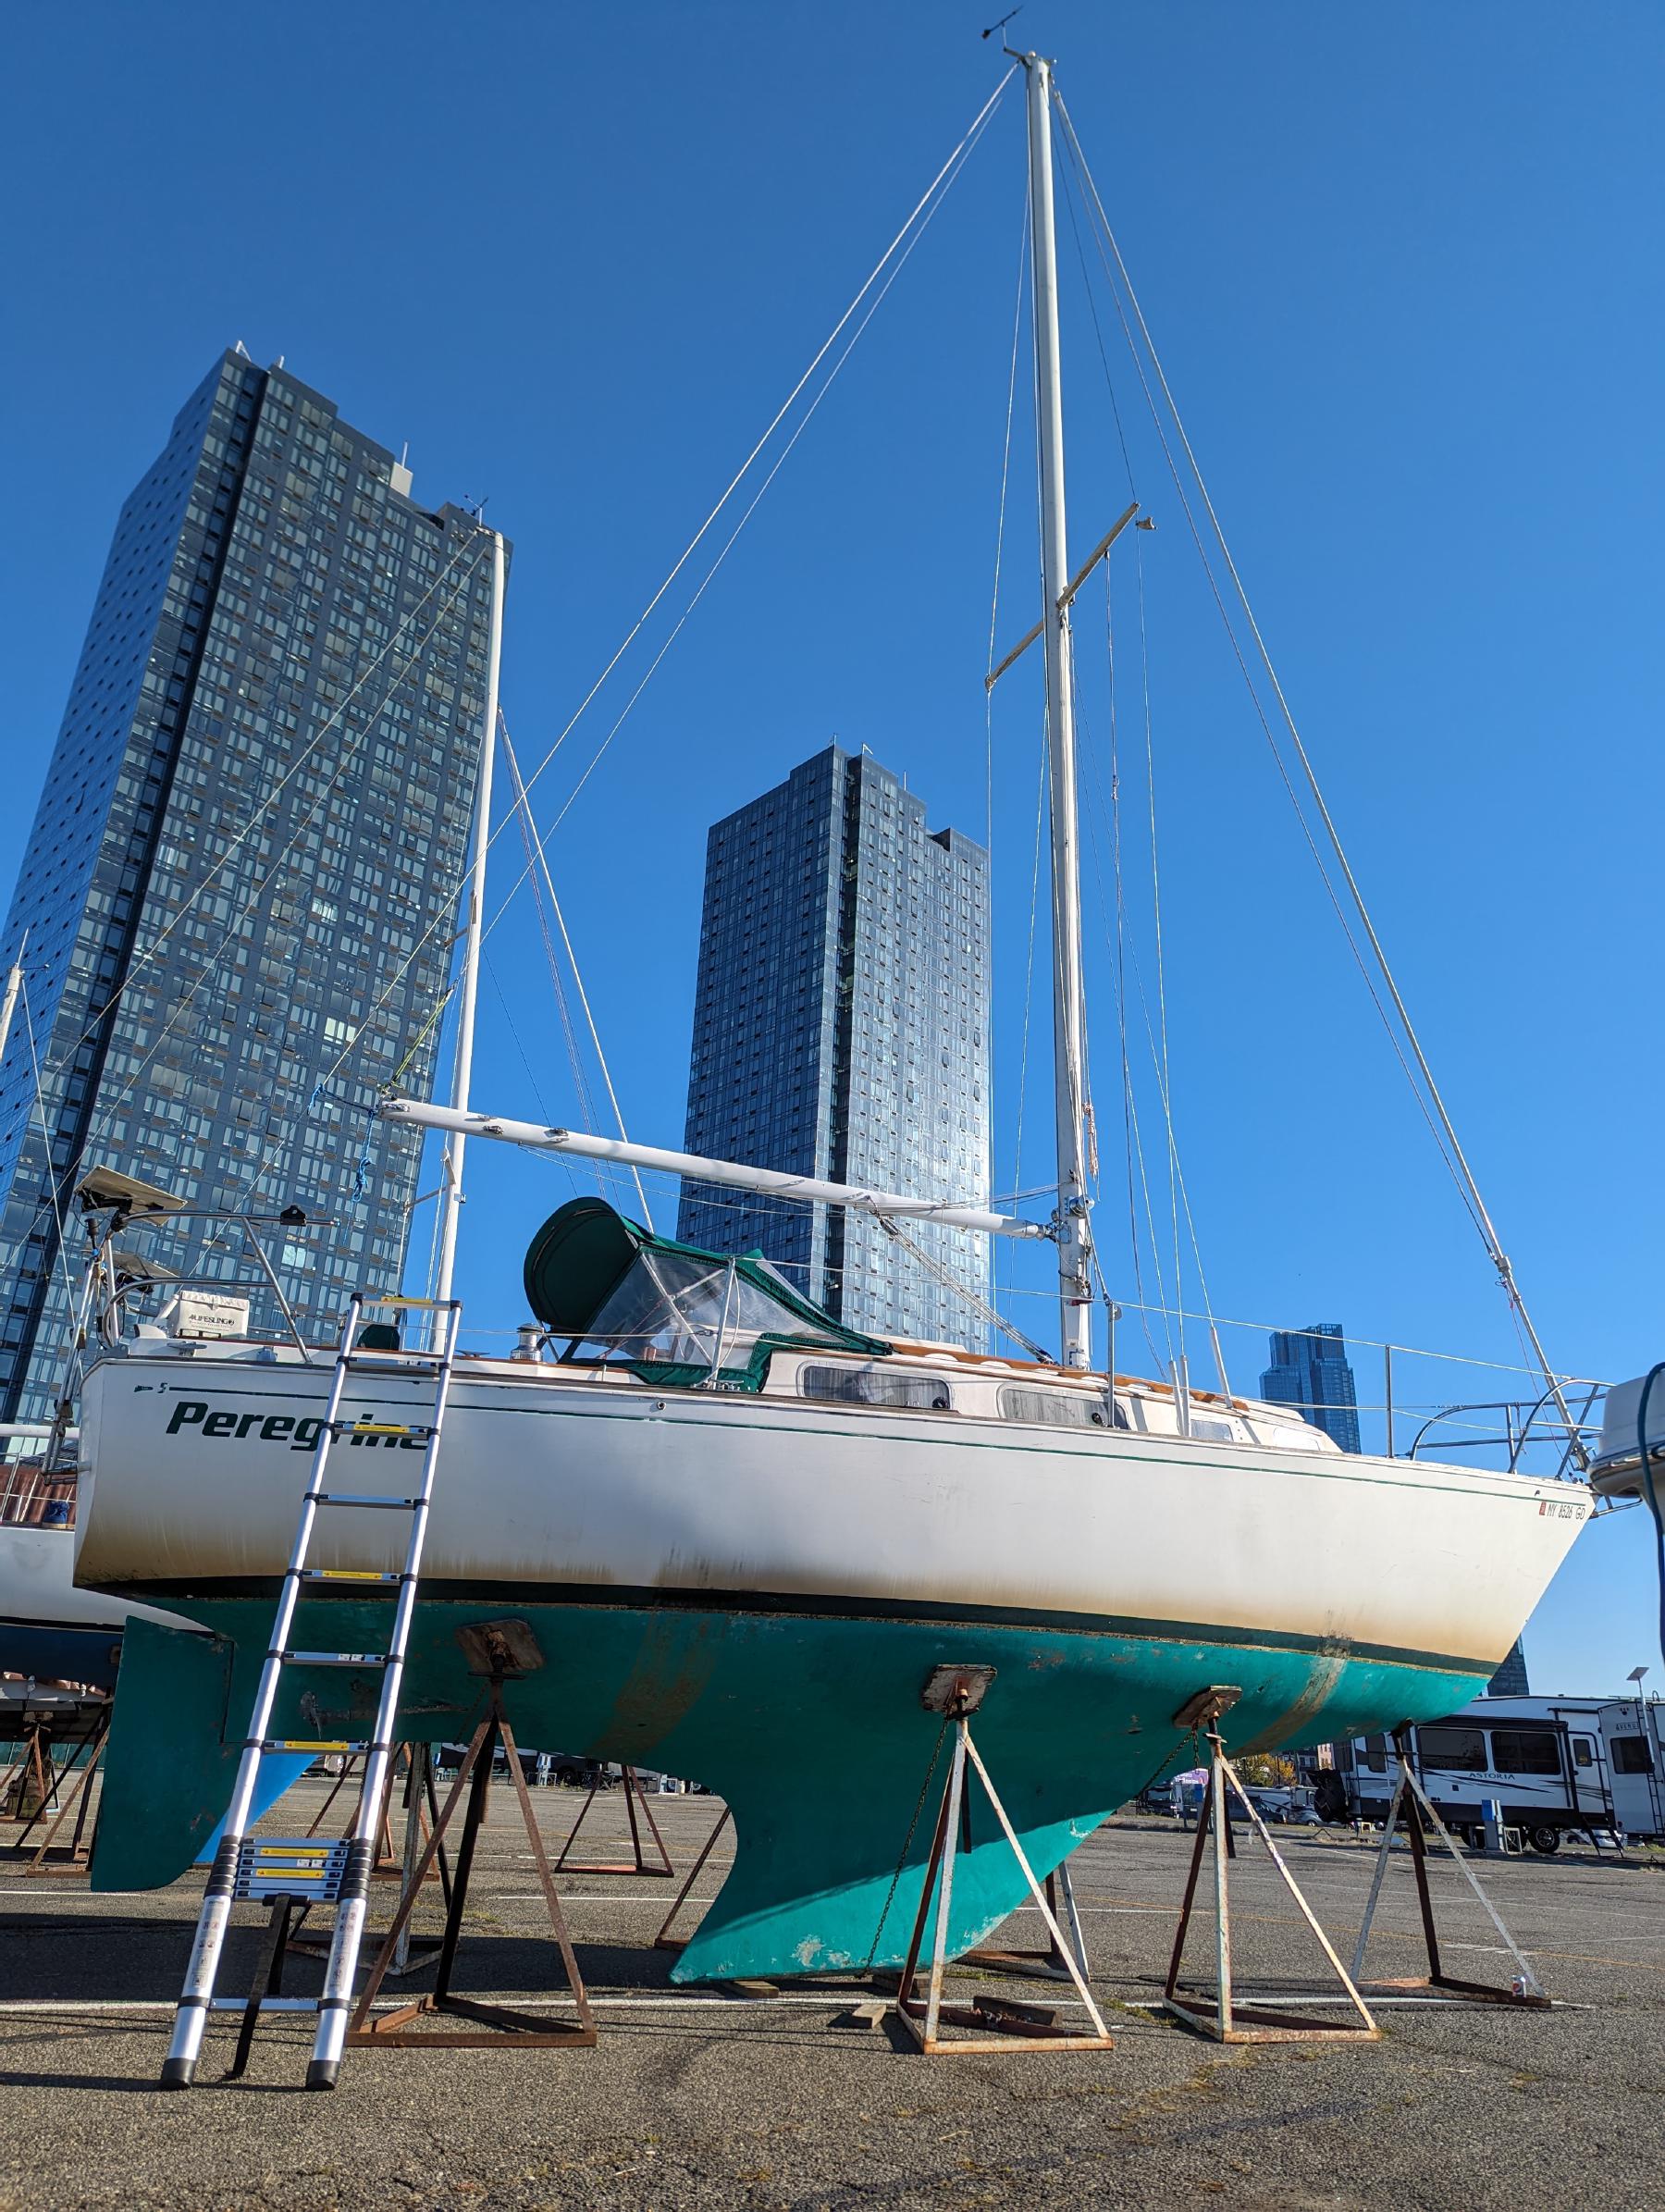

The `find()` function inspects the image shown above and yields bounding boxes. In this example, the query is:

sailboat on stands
[74,54,1590,1987]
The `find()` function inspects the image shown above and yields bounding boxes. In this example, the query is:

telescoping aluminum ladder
[161,1291,462,2092]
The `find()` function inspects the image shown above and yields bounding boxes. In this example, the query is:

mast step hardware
[894,1669,1115,2056]
[161,1290,463,2092]
[1164,1723,1378,2044]
[1349,1724,1551,2009]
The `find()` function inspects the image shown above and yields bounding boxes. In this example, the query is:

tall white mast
[431,527,506,1312]
[1020,52,1095,1369]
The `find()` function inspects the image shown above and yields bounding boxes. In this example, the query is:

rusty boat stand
[1349,1723,1550,2008]
[4,1699,111,1875]
[654,1805,732,1952]
[552,1763,675,1879]
[1163,1690,1379,2045]
[345,1676,595,2056]
[893,1665,1115,2056]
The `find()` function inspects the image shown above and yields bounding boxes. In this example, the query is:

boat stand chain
[6,1702,111,1874]
[1164,1693,1378,2045]
[1350,1723,1549,2007]
[894,1665,1114,2056]
[346,1685,596,2054]
[552,1764,675,1878]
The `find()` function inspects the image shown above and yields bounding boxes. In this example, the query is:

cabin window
[1612,1736,1656,1775]
[799,1366,950,1412]
[1490,1729,1561,1776]
[1417,1726,1486,1772]
[1572,1736,1596,1769]
[1190,1416,1237,1442]
[997,1385,1113,1429]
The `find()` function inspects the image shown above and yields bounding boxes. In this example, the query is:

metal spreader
[160,1291,462,2091]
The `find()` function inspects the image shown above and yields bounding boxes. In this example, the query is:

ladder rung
[337,1420,433,1439]
[310,1492,423,1509]
[299,1568,401,1584]
[343,1353,443,1372]
[278,1650,389,1668]
[361,1294,456,1310]
[234,1835,350,1902]
[258,1738,369,1754]
[208,1996,320,2013]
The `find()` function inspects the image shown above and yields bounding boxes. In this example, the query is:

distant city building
[679,745,992,1348]
[1487,1639,1530,1698]
[0,351,502,1422]
[1260,1323,1362,1453]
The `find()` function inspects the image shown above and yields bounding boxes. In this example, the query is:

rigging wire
[499,67,1019,833]
[498,716,653,1226]
[493,88,1012,903]
[18,975,82,1345]
[878,1217,1053,1364]
[1099,578,1171,1373]
[74,76,1024,1277]
[499,747,623,1217]
[1050,86,1581,1452]
[1009,744,1048,1215]
[986,189,1031,853]
[984,192,1029,1317]
[1130,538,1231,1396]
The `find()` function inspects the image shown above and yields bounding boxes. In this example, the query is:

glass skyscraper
[679,745,993,1349]
[1260,1323,1363,1452]
[1487,1639,1530,1697]
[0,350,502,1423]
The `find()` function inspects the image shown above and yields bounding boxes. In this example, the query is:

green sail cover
[523,1196,891,1391]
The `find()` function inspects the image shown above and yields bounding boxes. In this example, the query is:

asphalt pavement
[1,1783,1660,2211]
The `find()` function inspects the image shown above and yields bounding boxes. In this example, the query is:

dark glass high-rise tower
[0,351,503,1423]
[679,745,993,1348]
[1260,1324,1363,1452]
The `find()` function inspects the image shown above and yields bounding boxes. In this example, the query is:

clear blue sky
[4,4,1660,1695]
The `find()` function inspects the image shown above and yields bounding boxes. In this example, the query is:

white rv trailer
[1335,1696,1619,1851]
[1599,1696,1665,1842]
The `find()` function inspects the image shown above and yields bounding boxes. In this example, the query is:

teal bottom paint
[95,1597,1486,1984]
